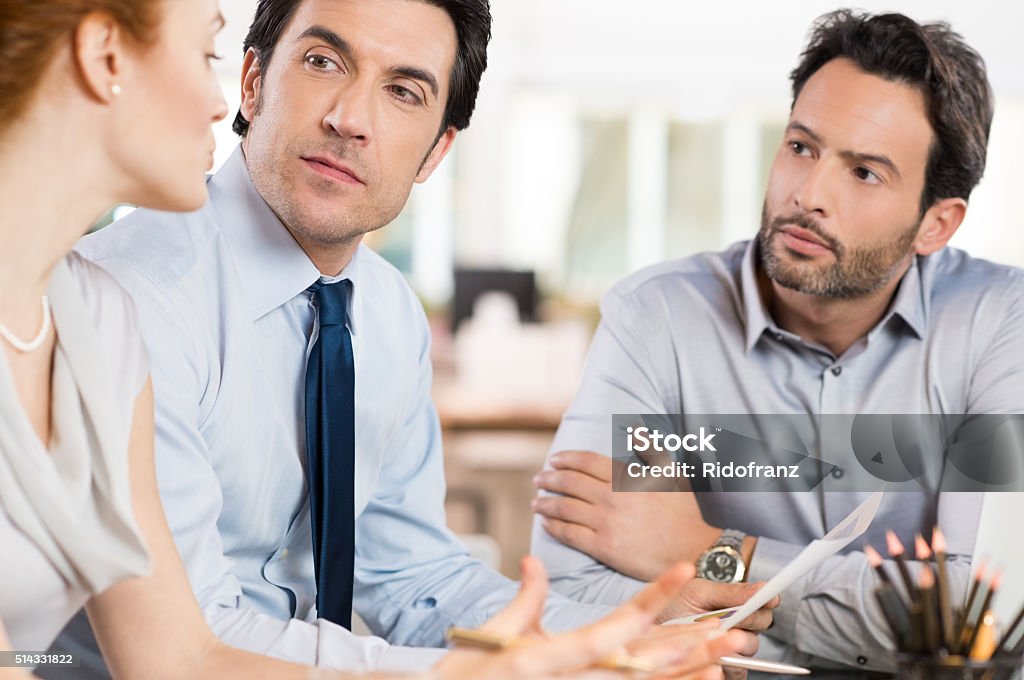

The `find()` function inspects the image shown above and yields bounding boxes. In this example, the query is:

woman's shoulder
[62,251,139,332]
[59,251,149,396]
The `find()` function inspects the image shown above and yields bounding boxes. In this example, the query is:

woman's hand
[434,557,748,679]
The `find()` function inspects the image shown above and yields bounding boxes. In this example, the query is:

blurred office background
[110,1,1024,578]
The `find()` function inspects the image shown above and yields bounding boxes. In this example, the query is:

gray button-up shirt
[532,239,1024,671]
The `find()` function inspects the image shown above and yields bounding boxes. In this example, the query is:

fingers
[548,450,613,482]
[627,621,724,667]
[658,629,748,677]
[540,517,599,555]
[668,668,724,680]
[505,562,697,676]
[745,584,781,609]
[478,556,548,638]
[534,467,609,505]
[734,607,773,632]
[729,630,760,657]
[687,580,762,611]
[733,584,778,631]
[532,495,602,529]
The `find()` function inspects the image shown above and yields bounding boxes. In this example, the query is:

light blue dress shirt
[532,239,1024,672]
[49,146,608,676]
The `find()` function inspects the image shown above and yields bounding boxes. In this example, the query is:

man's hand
[534,450,735,580]
[653,579,779,629]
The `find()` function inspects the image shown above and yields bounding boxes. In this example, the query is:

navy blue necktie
[304,280,355,629]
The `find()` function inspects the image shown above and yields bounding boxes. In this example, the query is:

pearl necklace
[0,296,51,352]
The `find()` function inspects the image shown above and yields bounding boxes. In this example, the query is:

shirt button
[831,366,842,376]
[856,656,868,666]
[774,332,784,341]
[281,548,289,559]
[832,467,844,479]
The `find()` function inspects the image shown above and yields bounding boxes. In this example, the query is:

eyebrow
[296,25,440,99]
[787,121,902,180]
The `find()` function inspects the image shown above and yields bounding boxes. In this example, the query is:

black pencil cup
[896,653,1022,680]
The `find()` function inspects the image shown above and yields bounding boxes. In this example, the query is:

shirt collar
[878,255,927,340]
[740,239,774,353]
[739,238,927,353]
[207,145,361,332]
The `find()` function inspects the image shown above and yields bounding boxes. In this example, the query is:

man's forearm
[204,604,445,672]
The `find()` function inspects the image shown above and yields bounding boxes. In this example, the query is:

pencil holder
[895,652,1022,680]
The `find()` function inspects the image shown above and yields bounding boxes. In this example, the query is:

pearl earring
[111,84,122,96]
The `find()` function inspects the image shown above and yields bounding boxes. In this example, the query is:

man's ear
[915,197,967,256]
[415,126,458,183]
[72,12,126,104]
[239,47,262,127]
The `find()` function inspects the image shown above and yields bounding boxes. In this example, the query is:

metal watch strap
[717,528,746,551]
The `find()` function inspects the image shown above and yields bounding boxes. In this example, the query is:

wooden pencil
[965,570,1002,655]
[995,601,1024,654]
[887,530,918,604]
[864,544,893,585]
[918,564,941,652]
[931,527,956,652]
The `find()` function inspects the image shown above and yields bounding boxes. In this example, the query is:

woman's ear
[72,12,127,104]
[915,197,967,256]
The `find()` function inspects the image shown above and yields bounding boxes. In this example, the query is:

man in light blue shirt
[46,0,769,676]
[531,10,1024,674]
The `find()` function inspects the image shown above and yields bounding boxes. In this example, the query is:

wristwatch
[696,529,747,583]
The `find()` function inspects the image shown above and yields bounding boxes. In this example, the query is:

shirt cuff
[746,536,807,643]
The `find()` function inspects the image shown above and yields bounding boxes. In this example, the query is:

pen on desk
[717,656,811,675]
[917,561,941,652]
[444,627,813,676]
[931,527,956,652]
[445,626,656,672]
[886,531,919,604]
[965,569,1002,655]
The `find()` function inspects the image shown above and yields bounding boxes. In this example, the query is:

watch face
[699,548,740,583]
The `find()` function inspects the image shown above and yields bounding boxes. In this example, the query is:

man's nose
[322,79,374,144]
[793,158,833,217]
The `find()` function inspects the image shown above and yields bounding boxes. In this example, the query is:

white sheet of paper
[666,489,885,629]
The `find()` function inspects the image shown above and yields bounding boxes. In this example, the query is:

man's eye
[306,54,340,72]
[789,141,810,156]
[853,166,882,184]
[388,84,422,105]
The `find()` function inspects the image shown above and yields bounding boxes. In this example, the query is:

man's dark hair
[790,9,993,213]
[232,0,491,136]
